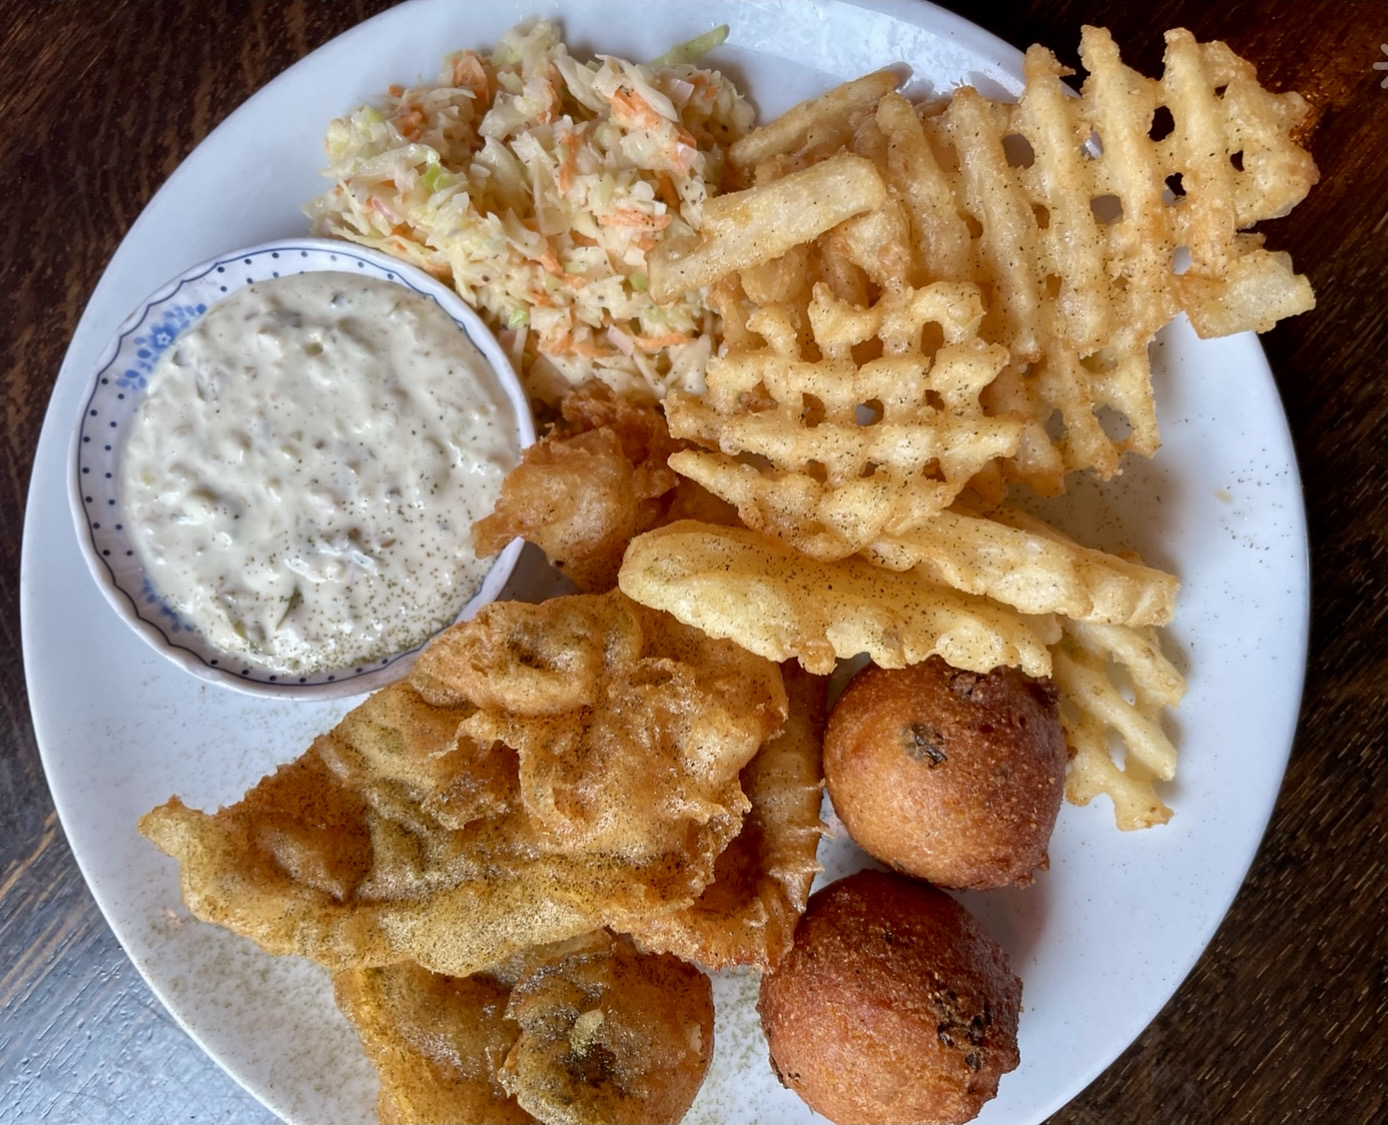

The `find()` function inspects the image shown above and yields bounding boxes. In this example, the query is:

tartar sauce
[120,271,520,676]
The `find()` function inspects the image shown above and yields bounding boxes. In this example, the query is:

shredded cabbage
[305,20,754,403]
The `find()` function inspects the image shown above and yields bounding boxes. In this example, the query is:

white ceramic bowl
[69,237,536,700]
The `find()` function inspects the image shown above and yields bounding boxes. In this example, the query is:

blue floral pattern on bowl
[119,303,207,390]
[70,237,534,700]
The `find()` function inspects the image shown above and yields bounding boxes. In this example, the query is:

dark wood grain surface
[2,2,1384,1122]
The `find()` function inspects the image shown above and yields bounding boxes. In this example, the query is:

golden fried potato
[648,153,888,302]
[824,658,1066,889]
[875,91,973,285]
[665,31,1315,507]
[758,869,1021,1125]
[334,962,534,1125]
[619,520,1057,678]
[500,932,715,1125]
[1053,616,1186,829]
[864,502,1180,628]
[944,26,1315,492]
[665,282,1018,560]
[728,68,901,173]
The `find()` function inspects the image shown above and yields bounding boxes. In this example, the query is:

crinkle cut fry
[864,503,1180,628]
[1051,617,1186,830]
[619,520,1057,679]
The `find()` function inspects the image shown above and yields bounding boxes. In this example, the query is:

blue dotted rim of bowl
[72,239,532,696]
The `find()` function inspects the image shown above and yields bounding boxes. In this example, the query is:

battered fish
[140,591,788,978]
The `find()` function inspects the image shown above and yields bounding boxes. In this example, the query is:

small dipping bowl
[69,237,536,700]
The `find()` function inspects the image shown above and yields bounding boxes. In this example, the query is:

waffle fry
[1051,617,1186,830]
[666,282,1018,559]
[642,27,1316,830]
[690,28,1315,500]
[932,26,1316,491]
[619,520,1057,678]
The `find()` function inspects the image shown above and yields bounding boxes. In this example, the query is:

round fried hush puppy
[824,657,1066,890]
[758,869,1021,1125]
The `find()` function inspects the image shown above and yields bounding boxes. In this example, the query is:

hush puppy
[758,869,1021,1125]
[824,657,1066,889]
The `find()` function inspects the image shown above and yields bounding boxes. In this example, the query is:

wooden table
[2,2,1383,1122]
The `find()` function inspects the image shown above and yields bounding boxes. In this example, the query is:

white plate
[21,2,1309,1123]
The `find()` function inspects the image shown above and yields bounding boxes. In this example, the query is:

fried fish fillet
[334,961,535,1125]
[625,662,827,970]
[500,931,715,1125]
[471,383,685,592]
[334,929,713,1125]
[410,592,788,873]
[140,591,788,978]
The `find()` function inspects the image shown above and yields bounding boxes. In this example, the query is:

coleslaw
[305,20,754,403]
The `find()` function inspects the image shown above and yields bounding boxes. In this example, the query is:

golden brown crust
[333,963,535,1125]
[500,932,714,1125]
[139,592,788,979]
[823,657,1066,889]
[471,383,685,592]
[758,869,1021,1125]
[624,662,827,971]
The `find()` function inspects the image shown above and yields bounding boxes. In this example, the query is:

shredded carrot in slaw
[305,19,753,402]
